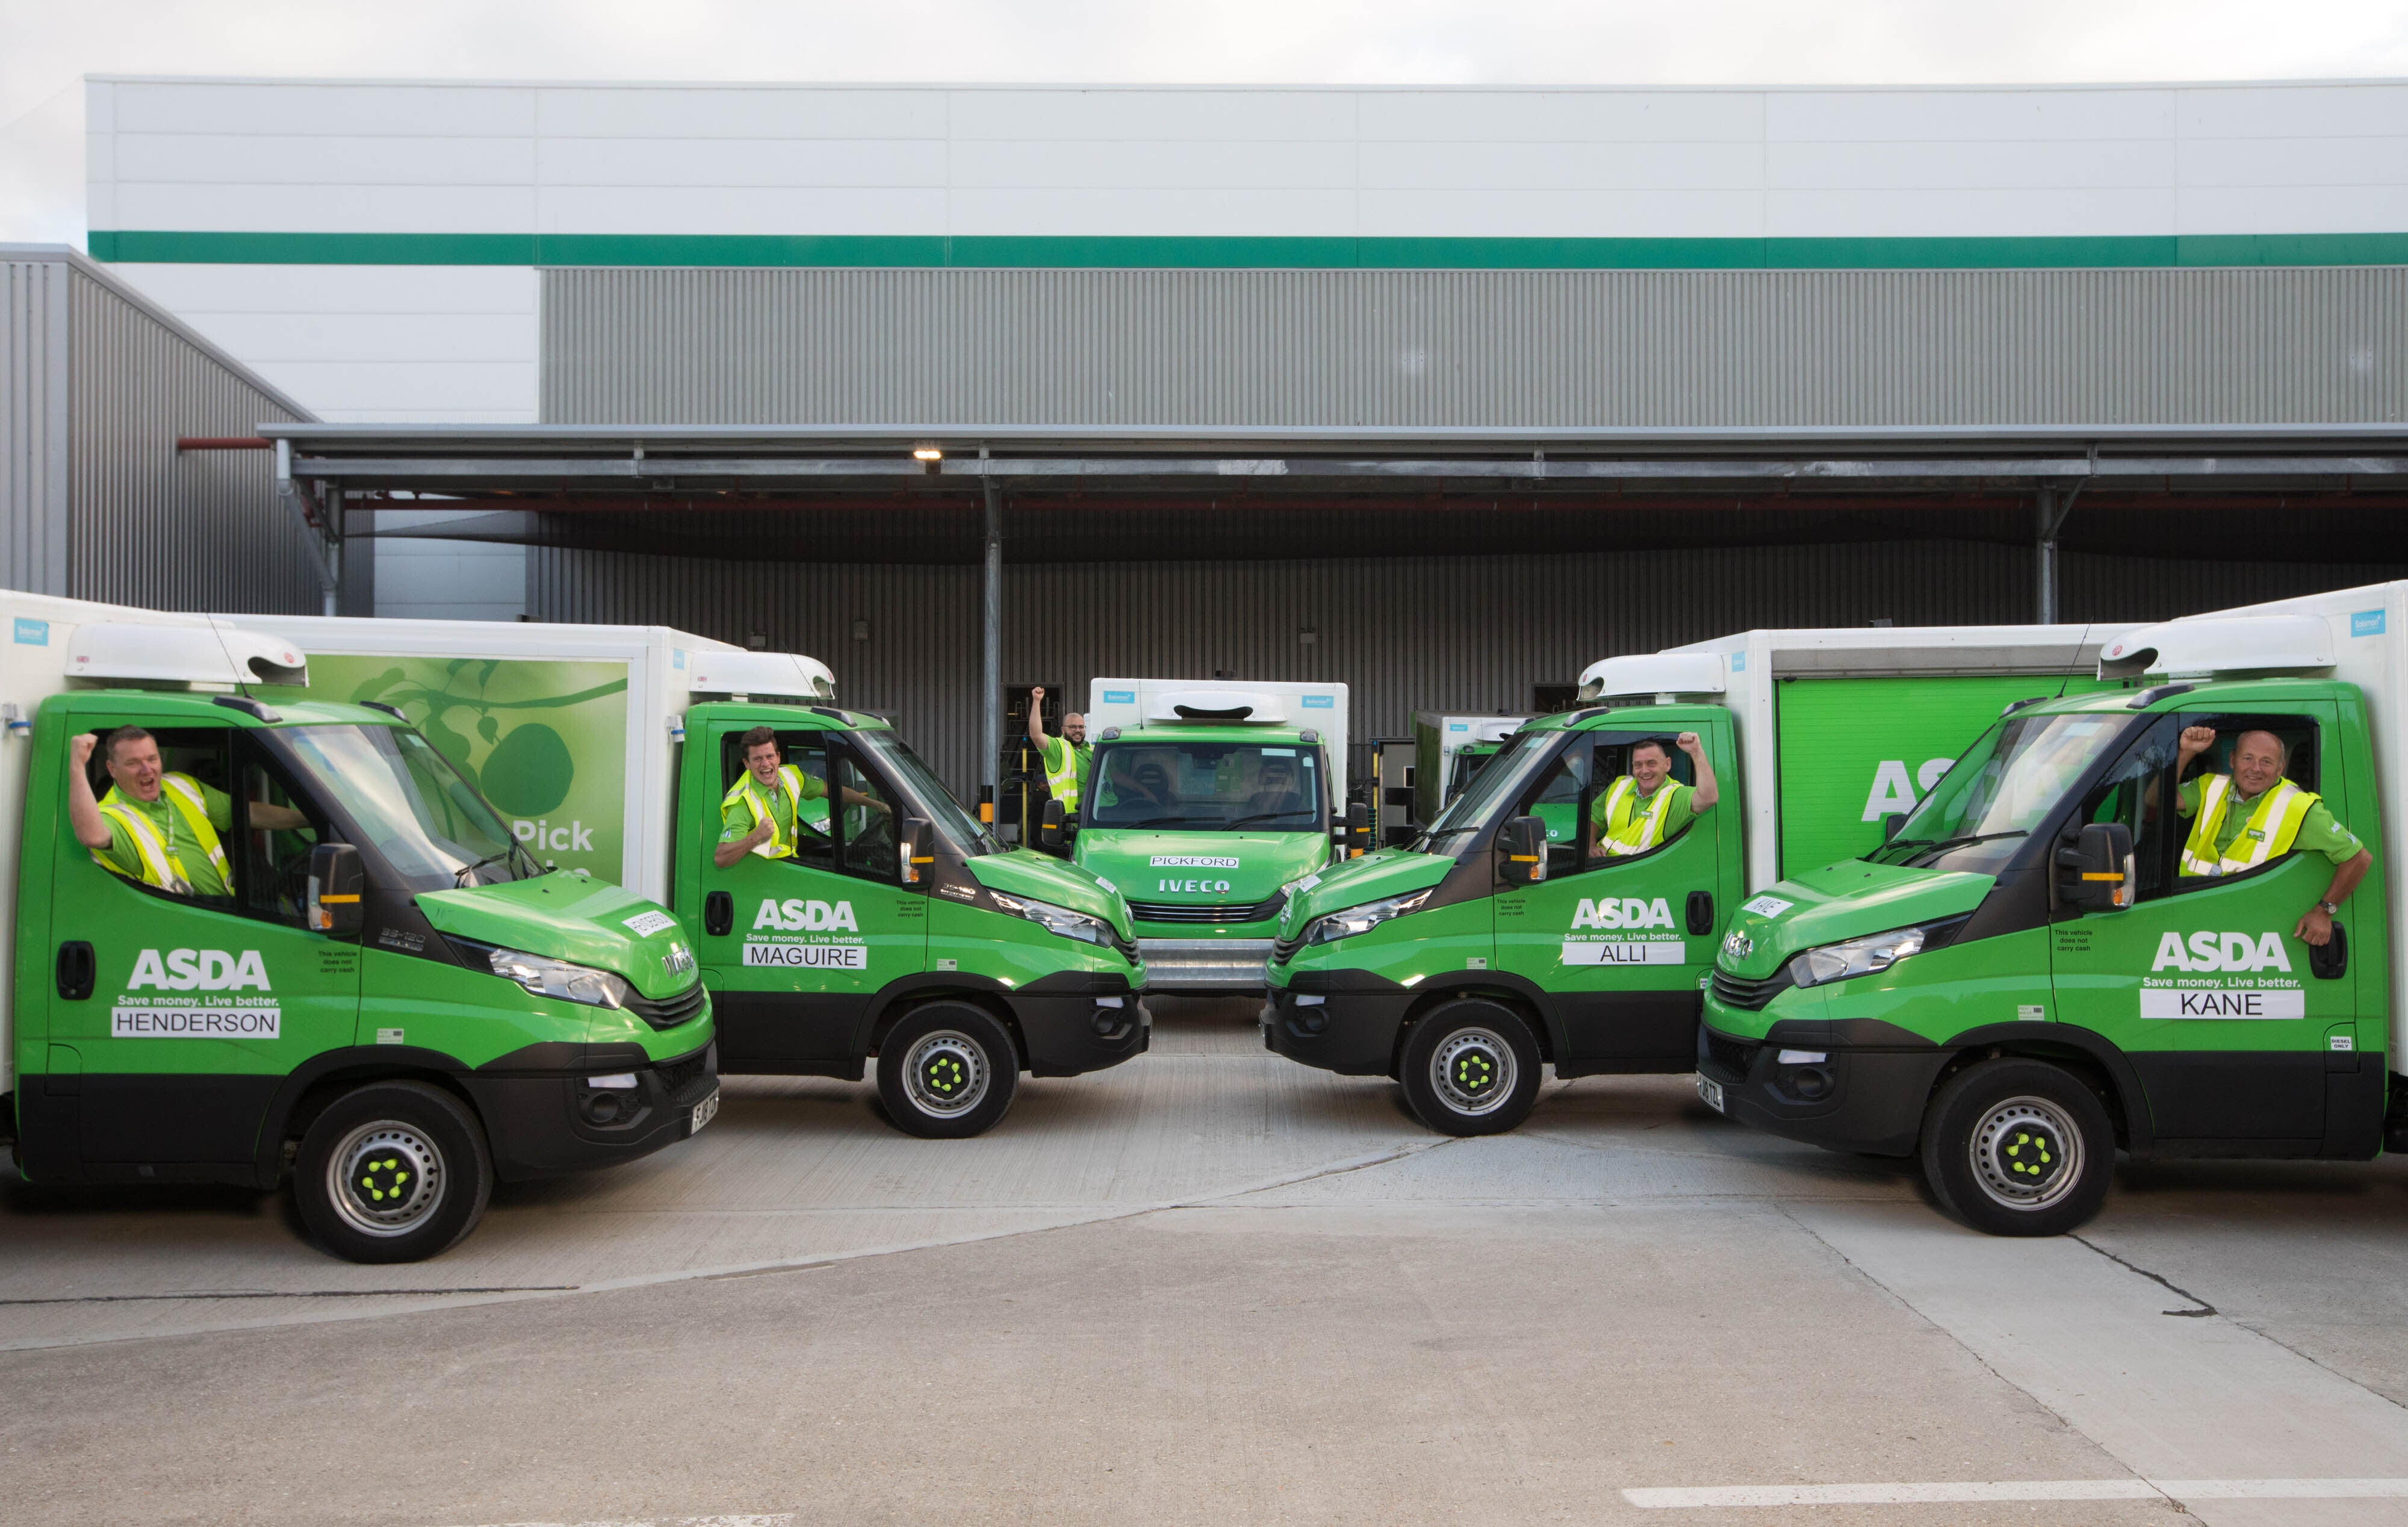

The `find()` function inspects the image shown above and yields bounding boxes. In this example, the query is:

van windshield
[1420,729,1555,858]
[281,724,541,891]
[1085,740,1325,832]
[851,729,1000,856]
[1868,710,2133,875]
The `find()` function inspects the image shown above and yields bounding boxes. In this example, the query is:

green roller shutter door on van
[1775,675,2119,878]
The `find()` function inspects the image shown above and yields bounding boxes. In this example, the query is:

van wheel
[1920,1060,2114,1237]
[294,1082,493,1264]
[877,1003,1019,1139]
[1399,1000,1542,1136]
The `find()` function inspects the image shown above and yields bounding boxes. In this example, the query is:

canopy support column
[981,478,1003,825]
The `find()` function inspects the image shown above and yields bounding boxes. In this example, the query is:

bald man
[1026,686,1090,823]
[2174,725,2371,946]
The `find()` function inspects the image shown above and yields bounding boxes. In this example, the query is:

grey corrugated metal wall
[530,540,2408,798]
[66,261,321,612]
[542,267,2406,427]
[1,256,70,593]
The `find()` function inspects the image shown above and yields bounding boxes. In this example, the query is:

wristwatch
[2318,900,2340,915]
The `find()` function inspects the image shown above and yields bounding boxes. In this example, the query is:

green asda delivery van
[1054,679,1354,994]
[235,618,1149,1138]
[1267,625,2129,1135]
[5,593,716,1263]
[1700,587,2408,1236]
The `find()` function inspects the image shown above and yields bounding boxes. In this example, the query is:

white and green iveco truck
[1414,713,1531,828]
[1265,624,2129,1133]
[1053,678,1353,993]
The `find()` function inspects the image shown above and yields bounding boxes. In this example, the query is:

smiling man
[2174,725,2371,945]
[67,726,307,898]
[1588,733,1719,860]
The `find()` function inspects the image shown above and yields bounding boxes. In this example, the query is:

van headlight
[991,891,1111,946]
[1786,925,1930,989]
[1302,888,1432,946]
[488,947,635,1008]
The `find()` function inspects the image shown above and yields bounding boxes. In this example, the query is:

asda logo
[752,898,860,932]
[1861,758,1956,821]
[127,948,271,991]
[2151,932,2293,974]
[1572,897,1675,931]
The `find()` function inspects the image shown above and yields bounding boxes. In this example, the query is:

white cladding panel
[87,78,2408,243]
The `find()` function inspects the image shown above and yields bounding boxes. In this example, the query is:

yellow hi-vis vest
[724,766,813,859]
[95,773,228,894]
[1597,776,1682,857]
[1043,738,1082,815]
[2180,774,2316,878]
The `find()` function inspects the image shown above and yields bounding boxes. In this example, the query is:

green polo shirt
[95,779,235,897]
[721,770,830,849]
[2177,776,2363,866]
[1589,778,1698,846]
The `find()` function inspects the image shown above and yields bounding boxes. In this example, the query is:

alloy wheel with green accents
[1400,999,1543,1137]
[877,1002,1020,1139]
[1921,1059,2114,1239]
[293,1081,495,1265]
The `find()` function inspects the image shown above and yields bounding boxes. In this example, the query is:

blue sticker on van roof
[1102,689,1136,704]
[673,648,686,669]
[1302,695,1335,708]
[1730,652,1746,672]
[2353,610,2386,637]
[1448,722,1468,732]
[13,618,46,646]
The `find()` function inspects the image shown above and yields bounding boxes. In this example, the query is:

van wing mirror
[899,817,935,884]
[1345,801,1370,857]
[1498,816,1547,885]
[1882,812,1908,843]
[2056,822,2133,911]
[306,842,365,937]
[1038,798,1065,849]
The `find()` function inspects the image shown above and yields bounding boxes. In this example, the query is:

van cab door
[35,721,355,1178]
[701,725,927,1074]
[1493,723,1736,1073]
[2049,705,2371,1153]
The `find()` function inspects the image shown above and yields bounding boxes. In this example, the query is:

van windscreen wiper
[1898,829,2027,861]
[1226,810,1316,829]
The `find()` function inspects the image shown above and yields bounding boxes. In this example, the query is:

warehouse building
[76,76,2408,798]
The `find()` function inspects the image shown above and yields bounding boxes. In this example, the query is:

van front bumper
[1137,937,1275,993]
[1012,970,1152,1077]
[1694,1019,1944,1157]
[1261,976,1410,1076]
[467,1039,719,1182]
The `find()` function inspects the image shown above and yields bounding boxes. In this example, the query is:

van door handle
[56,941,95,1001]
[2310,923,2348,980]
[1686,891,1714,936]
[703,891,734,938]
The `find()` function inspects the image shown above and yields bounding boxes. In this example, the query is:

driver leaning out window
[68,726,308,899]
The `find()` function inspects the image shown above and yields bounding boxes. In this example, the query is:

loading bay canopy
[262,422,2408,568]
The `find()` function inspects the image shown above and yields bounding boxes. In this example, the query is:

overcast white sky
[5,0,2406,243]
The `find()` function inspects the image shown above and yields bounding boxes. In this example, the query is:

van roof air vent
[1173,704,1253,721]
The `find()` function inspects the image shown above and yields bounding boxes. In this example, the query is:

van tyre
[1920,1059,2114,1237]
[294,1082,494,1264]
[1400,1000,1542,1136]
[878,1002,1019,1139]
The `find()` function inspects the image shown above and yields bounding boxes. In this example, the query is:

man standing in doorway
[1589,733,1718,860]
[1026,687,1090,822]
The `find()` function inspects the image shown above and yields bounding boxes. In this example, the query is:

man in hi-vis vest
[1025,687,1090,821]
[67,726,308,897]
[2174,725,2370,946]
[1588,733,1718,860]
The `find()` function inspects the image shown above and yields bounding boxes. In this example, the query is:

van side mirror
[1498,816,1547,886]
[898,817,934,884]
[2056,822,2133,911]
[1345,802,1370,858]
[1038,798,1065,849]
[1882,812,1908,842]
[306,842,365,937]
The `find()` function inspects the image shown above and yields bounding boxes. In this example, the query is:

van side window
[1521,736,1698,879]
[81,725,240,908]
[834,751,901,883]
[2079,714,2323,903]
[2167,714,2325,890]
[235,734,331,928]
[719,731,837,872]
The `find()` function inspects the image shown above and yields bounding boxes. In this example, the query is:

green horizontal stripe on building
[85,229,2408,270]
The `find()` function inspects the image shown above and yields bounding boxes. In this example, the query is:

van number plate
[1695,1076,1725,1114]
[689,1089,721,1136]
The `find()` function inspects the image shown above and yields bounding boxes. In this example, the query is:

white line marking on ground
[1623,1478,2408,1508]
[454,1515,795,1526]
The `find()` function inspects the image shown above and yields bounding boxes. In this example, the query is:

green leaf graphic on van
[482,723,577,814]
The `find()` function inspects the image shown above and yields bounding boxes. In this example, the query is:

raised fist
[2179,725,2217,755]
[1675,731,1702,754]
[70,733,98,770]
[1031,686,1046,704]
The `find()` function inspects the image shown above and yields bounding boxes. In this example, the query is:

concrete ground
[9,999,2408,1526]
